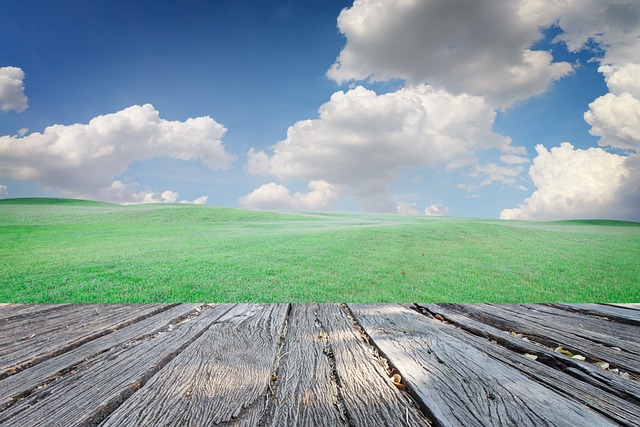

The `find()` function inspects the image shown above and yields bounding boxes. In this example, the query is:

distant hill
[551,219,640,227]
[0,197,119,207]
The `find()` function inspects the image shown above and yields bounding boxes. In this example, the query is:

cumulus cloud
[98,180,208,205]
[472,162,525,186]
[239,180,338,210]
[0,67,28,112]
[500,143,639,221]
[327,0,572,107]
[500,153,531,164]
[0,184,7,198]
[0,104,234,198]
[425,202,449,216]
[396,202,419,215]
[246,85,518,211]
[554,0,640,66]
[584,63,640,151]
[185,195,208,205]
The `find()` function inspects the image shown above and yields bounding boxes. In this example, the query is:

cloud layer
[502,0,640,221]
[0,104,233,203]
[585,63,640,151]
[239,180,338,210]
[327,0,573,107]
[0,67,28,113]
[500,143,638,220]
[246,84,521,211]
[98,180,209,205]
[554,0,640,67]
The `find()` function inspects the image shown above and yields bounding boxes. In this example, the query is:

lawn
[1,198,638,303]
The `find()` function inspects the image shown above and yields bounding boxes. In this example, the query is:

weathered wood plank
[420,304,640,426]
[100,304,288,427]
[552,304,640,326]
[264,304,346,426]
[348,304,617,427]
[0,304,72,321]
[0,304,168,378]
[518,304,639,348]
[606,304,640,311]
[452,304,640,377]
[0,303,203,410]
[264,304,432,426]
[317,304,432,426]
[0,304,234,427]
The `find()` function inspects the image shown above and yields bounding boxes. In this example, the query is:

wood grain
[0,303,203,410]
[348,304,617,427]
[420,304,640,426]
[552,304,640,326]
[451,304,640,377]
[0,304,168,378]
[0,304,234,427]
[100,304,288,427]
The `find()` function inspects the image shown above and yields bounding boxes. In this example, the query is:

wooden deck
[0,304,638,426]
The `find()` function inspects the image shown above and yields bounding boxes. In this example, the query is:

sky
[1,0,639,221]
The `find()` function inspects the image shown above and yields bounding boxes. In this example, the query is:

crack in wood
[0,304,233,427]
[341,304,438,427]
[84,304,234,427]
[315,308,353,427]
[414,304,640,426]
[0,304,176,381]
[257,303,291,426]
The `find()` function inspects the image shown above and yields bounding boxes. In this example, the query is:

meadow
[1,198,638,303]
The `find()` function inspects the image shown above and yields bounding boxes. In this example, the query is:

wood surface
[347,304,619,427]
[0,303,638,426]
[419,303,640,426]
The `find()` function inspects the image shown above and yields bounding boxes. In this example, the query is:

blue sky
[1,0,639,221]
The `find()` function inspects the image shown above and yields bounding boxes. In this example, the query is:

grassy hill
[1,198,638,303]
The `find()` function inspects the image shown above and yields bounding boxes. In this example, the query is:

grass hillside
[1,198,638,303]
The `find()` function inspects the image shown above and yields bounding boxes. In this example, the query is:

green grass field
[1,198,638,303]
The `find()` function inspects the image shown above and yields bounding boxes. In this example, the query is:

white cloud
[98,180,208,205]
[599,63,640,98]
[425,202,449,216]
[554,0,640,67]
[185,195,208,205]
[327,0,572,107]
[584,63,640,152]
[239,180,338,210]
[17,128,28,137]
[396,202,419,215]
[160,190,179,203]
[0,104,234,199]
[472,162,524,186]
[500,143,639,221]
[500,154,530,164]
[0,184,7,197]
[246,85,517,211]
[0,67,28,113]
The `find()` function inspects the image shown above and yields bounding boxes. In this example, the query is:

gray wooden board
[420,304,640,426]
[100,304,288,426]
[518,304,639,350]
[552,304,640,326]
[0,304,234,427]
[264,304,346,426]
[348,304,616,427]
[0,304,71,321]
[0,303,203,410]
[0,304,167,378]
[316,304,432,427]
[265,304,431,426]
[452,304,640,377]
